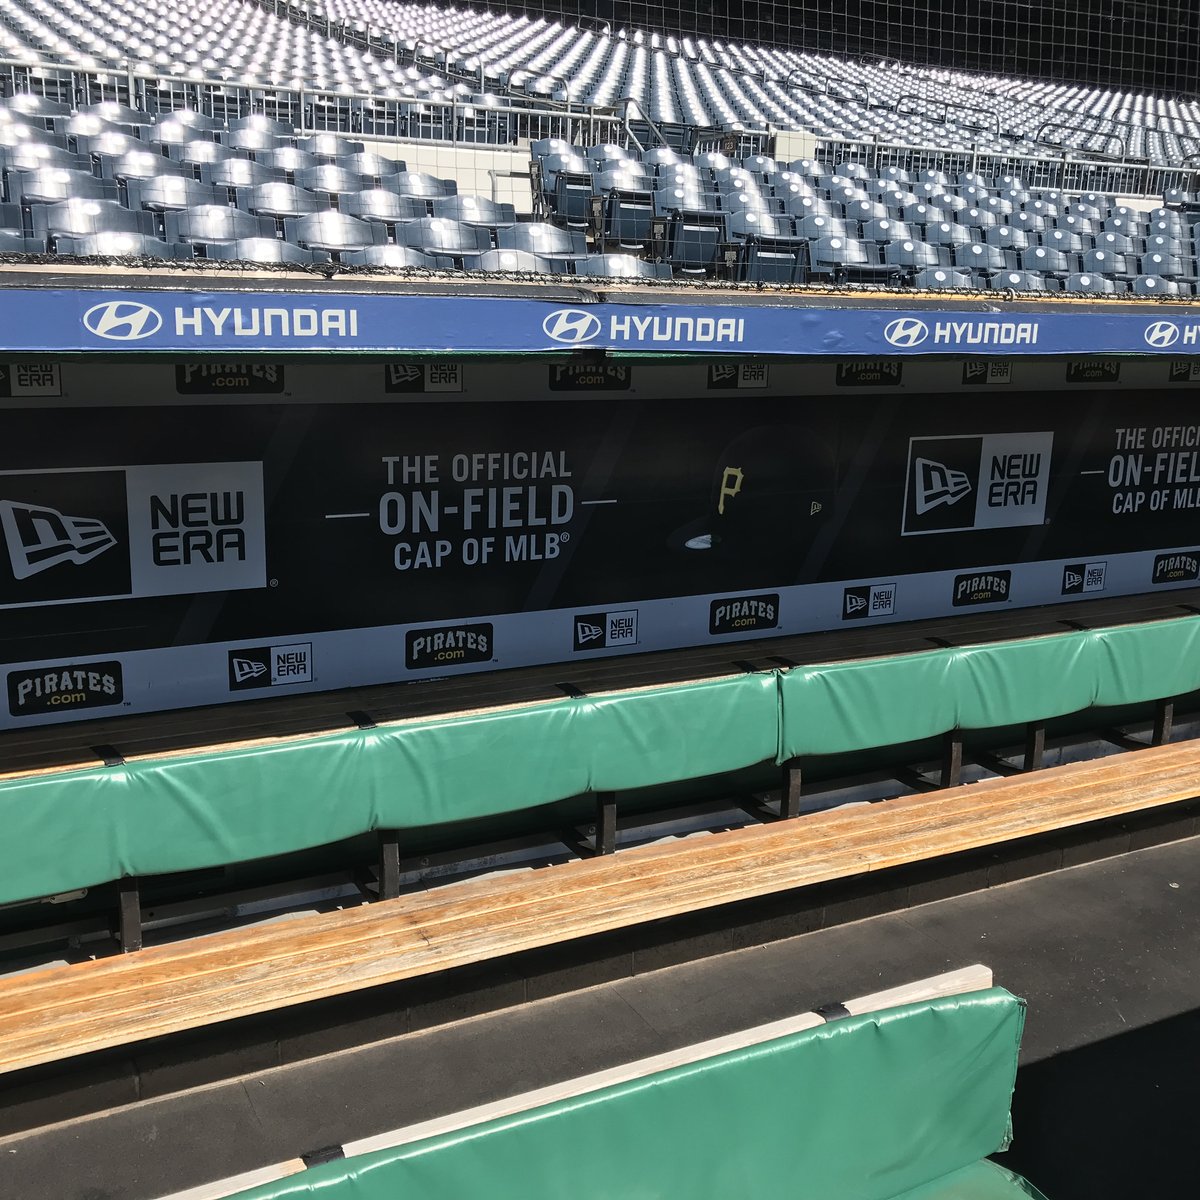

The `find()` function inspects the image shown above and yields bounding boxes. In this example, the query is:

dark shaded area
[470,0,1200,97]
[997,1009,1200,1199]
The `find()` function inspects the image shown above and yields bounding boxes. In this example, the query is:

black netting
[472,0,1200,97]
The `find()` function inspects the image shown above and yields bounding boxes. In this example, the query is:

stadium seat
[578,253,671,279]
[340,245,438,269]
[165,205,276,245]
[237,183,330,219]
[914,267,976,289]
[496,222,586,261]
[31,198,154,240]
[402,216,492,266]
[205,239,324,264]
[55,232,183,259]
[1133,274,1184,295]
[1065,272,1119,294]
[989,270,1050,291]
[14,168,118,204]
[126,176,221,212]
[473,248,553,273]
[284,211,388,254]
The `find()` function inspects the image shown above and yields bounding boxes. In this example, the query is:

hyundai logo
[1144,320,1181,348]
[883,317,929,348]
[543,308,602,345]
[83,300,163,341]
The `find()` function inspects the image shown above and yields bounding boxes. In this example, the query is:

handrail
[1036,119,1127,161]
[784,67,867,107]
[896,93,999,137]
[620,94,670,152]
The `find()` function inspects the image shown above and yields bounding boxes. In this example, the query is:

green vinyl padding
[226,988,1029,1200]
[2,615,1198,905]
[892,1161,1049,1200]
[777,616,1200,759]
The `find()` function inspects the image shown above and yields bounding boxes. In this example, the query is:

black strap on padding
[92,744,125,767]
[302,1145,346,1168]
[814,1001,852,1021]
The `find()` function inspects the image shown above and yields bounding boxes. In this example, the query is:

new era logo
[573,610,638,651]
[0,499,116,580]
[842,583,897,620]
[913,458,972,514]
[228,643,313,690]
[231,655,268,684]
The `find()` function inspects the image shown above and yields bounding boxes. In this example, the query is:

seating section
[534,139,1200,291]
[2,0,1199,168]
[1,88,1195,292]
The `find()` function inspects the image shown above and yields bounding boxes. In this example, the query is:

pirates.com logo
[884,318,929,348]
[542,309,602,345]
[82,301,163,341]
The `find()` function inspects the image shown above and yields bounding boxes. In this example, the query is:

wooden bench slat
[0,742,1196,1074]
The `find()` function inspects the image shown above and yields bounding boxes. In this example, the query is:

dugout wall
[2,277,1200,729]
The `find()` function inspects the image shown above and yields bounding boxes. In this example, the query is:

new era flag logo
[230,656,269,684]
[0,499,116,579]
[913,458,972,514]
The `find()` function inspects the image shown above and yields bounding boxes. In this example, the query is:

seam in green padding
[2,616,1198,905]
[225,990,1029,1200]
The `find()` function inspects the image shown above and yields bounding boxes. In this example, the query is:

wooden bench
[1,739,1198,1077]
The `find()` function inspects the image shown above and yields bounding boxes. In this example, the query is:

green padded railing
[224,988,1040,1200]
[3,615,1199,907]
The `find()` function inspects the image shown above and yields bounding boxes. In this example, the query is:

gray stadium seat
[284,211,388,253]
[31,198,154,239]
[237,183,330,219]
[914,267,976,289]
[578,254,671,279]
[14,168,118,204]
[205,239,323,264]
[340,245,437,269]
[55,232,183,259]
[165,205,276,244]
[126,176,221,212]
[989,270,1050,291]
[474,248,553,273]
[1064,272,1119,293]
[432,195,517,228]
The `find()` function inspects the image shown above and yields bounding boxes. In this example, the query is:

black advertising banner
[4,389,1200,724]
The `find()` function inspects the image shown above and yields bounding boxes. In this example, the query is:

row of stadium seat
[2,89,1197,294]
[3,0,1200,166]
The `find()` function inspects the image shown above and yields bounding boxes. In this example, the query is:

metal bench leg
[379,830,401,900]
[118,877,142,953]
[1153,699,1174,746]
[941,731,963,789]
[595,793,617,856]
[1023,721,1046,772]
[780,759,802,819]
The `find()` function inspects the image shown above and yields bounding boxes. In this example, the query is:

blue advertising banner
[0,287,1199,356]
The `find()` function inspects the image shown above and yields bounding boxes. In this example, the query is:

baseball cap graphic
[0,499,117,579]
[669,424,835,562]
[913,457,973,514]
[543,308,602,345]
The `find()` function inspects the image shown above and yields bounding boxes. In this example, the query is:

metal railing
[813,134,1191,200]
[0,56,623,149]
